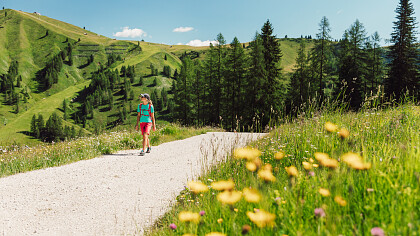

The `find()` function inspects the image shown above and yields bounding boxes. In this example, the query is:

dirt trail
[0,132,265,235]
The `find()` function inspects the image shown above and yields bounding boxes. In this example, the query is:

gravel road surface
[0,132,265,235]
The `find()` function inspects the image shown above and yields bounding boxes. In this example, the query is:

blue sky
[3,0,419,46]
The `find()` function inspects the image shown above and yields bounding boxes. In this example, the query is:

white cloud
[173,27,194,33]
[185,39,218,47]
[113,27,147,38]
[337,10,342,15]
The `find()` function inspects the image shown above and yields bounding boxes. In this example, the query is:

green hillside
[0,8,312,146]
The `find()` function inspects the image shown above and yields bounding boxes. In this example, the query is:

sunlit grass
[0,123,220,177]
[148,104,419,235]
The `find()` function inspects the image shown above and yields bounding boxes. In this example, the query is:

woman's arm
[151,113,156,131]
[135,112,140,130]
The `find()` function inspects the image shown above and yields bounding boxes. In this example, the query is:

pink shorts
[140,122,152,135]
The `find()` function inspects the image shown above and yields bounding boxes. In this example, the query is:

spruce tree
[63,99,69,120]
[31,115,37,136]
[174,57,193,124]
[309,16,332,102]
[202,43,218,125]
[224,37,247,130]
[247,32,266,129]
[261,20,283,125]
[139,76,144,86]
[214,33,226,125]
[365,32,384,94]
[386,0,419,100]
[337,20,367,109]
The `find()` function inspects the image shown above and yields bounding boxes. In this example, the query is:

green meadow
[147,104,419,236]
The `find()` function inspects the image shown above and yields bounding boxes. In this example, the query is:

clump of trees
[172,20,286,131]
[0,61,30,113]
[107,53,122,67]
[163,65,172,77]
[37,43,74,90]
[30,113,82,142]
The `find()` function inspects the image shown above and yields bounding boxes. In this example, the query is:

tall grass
[147,104,419,235]
[0,123,220,177]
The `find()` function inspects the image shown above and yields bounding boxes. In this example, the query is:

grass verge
[0,123,221,177]
[147,104,419,236]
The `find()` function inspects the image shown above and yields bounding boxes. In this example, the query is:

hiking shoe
[139,150,145,156]
[146,147,151,153]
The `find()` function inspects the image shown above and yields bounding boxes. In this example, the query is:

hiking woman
[135,93,156,156]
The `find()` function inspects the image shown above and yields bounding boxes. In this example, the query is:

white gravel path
[0,132,265,236]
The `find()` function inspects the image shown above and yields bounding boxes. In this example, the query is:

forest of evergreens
[171,0,419,131]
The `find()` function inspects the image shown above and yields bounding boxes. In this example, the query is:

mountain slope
[0,9,313,146]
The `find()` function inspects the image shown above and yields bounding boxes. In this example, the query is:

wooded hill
[0,9,313,145]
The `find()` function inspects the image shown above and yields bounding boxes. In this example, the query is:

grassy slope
[0,8,313,146]
[0,81,90,145]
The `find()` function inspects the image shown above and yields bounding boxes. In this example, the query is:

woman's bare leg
[143,133,148,151]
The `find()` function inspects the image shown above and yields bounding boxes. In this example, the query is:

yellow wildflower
[274,150,285,160]
[211,180,235,191]
[325,122,338,132]
[187,181,208,194]
[262,164,272,171]
[246,162,257,172]
[321,158,339,168]
[246,209,276,228]
[318,188,331,197]
[314,152,338,168]
[334,196,347,206]
[302,161,312,170]
[217,190,242,205]
[338,128,350,139]
[258,169,276,182]
[243,188,261,203]
[205,233,226,236]
[178,211,200,223]
[234,208,239,212]
[234,147,261,161]
[312,163,319,168]
[341,152,371,170]
[182,234,197,236]
[285,166,298,177]
[217,218,223,224]
[309,158,314,163]
[314,152,329,162]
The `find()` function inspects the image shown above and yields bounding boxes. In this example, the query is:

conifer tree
[386,0,419,100]
[63,99,69,120]
[31,115,37,136]
[139,76,144,86]
[337,20,367,109]
[309,16,332,101]
[71,126,76,139]
[214,33,226,125]
[202,43,217,125]
[224,37,247,130]
[365,32,384,94]
[261,20,283,125]
[174,57,194,123]
[246,32,266,128]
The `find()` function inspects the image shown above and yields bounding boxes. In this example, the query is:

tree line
[172,20,286,131]
[171,0,419,131]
